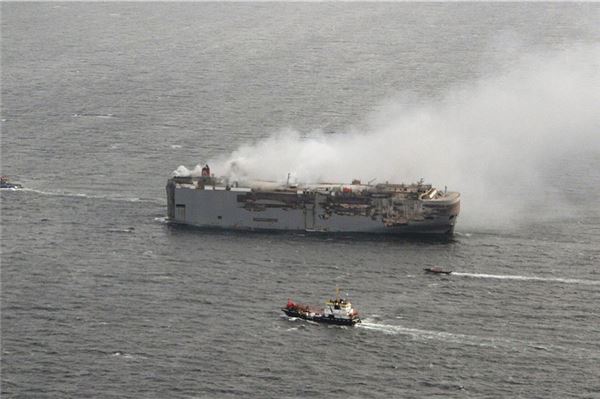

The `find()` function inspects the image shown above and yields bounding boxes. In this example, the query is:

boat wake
[358,321,491,346]
[357,321,599,357]
[72,112,115,119]
[452,272,600,286]
[454,232,472,238]
[18,188,165,205]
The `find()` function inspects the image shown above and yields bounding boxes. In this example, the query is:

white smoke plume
[182,45,600,229]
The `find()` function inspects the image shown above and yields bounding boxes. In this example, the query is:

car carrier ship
[166,166,460,235]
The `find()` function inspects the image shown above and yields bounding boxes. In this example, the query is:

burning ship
[166,166,460,235]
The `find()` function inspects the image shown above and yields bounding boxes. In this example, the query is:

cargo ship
[166,166,460,235]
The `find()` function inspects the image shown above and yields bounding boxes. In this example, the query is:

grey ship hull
[166,178,460,235]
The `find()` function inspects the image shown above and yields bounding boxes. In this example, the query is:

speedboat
[0,176,22,190]
[282,289,361,326]
[424,266,452,275]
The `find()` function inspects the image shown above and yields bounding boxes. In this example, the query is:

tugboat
[282,289,361,326]
[0,176,22,190]
[424,266,452,275]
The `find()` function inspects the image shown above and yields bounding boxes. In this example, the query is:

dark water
[2,3,600,398]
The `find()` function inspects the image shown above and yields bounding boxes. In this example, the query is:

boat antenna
[286,172,291,187]
[336,287,340,302]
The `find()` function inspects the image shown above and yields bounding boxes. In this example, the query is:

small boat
[424,266,452,275]
[282,289,361,326]
[0,176,22,190]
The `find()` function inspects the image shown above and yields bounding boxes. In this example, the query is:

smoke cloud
[181,45,600,229]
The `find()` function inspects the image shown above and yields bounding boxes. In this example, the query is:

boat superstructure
[166,171,460,235]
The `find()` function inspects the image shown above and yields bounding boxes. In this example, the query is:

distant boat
[0,176,22,190]
[282,289,361,326]
[424,266,452,275]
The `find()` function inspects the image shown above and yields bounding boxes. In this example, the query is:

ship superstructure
[166,171,460,235]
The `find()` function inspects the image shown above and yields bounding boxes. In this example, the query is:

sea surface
[2,3,600,398]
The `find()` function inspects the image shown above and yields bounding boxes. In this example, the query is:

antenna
[286,172,291,187]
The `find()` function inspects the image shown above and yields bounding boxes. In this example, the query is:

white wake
[452,272,600,286]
